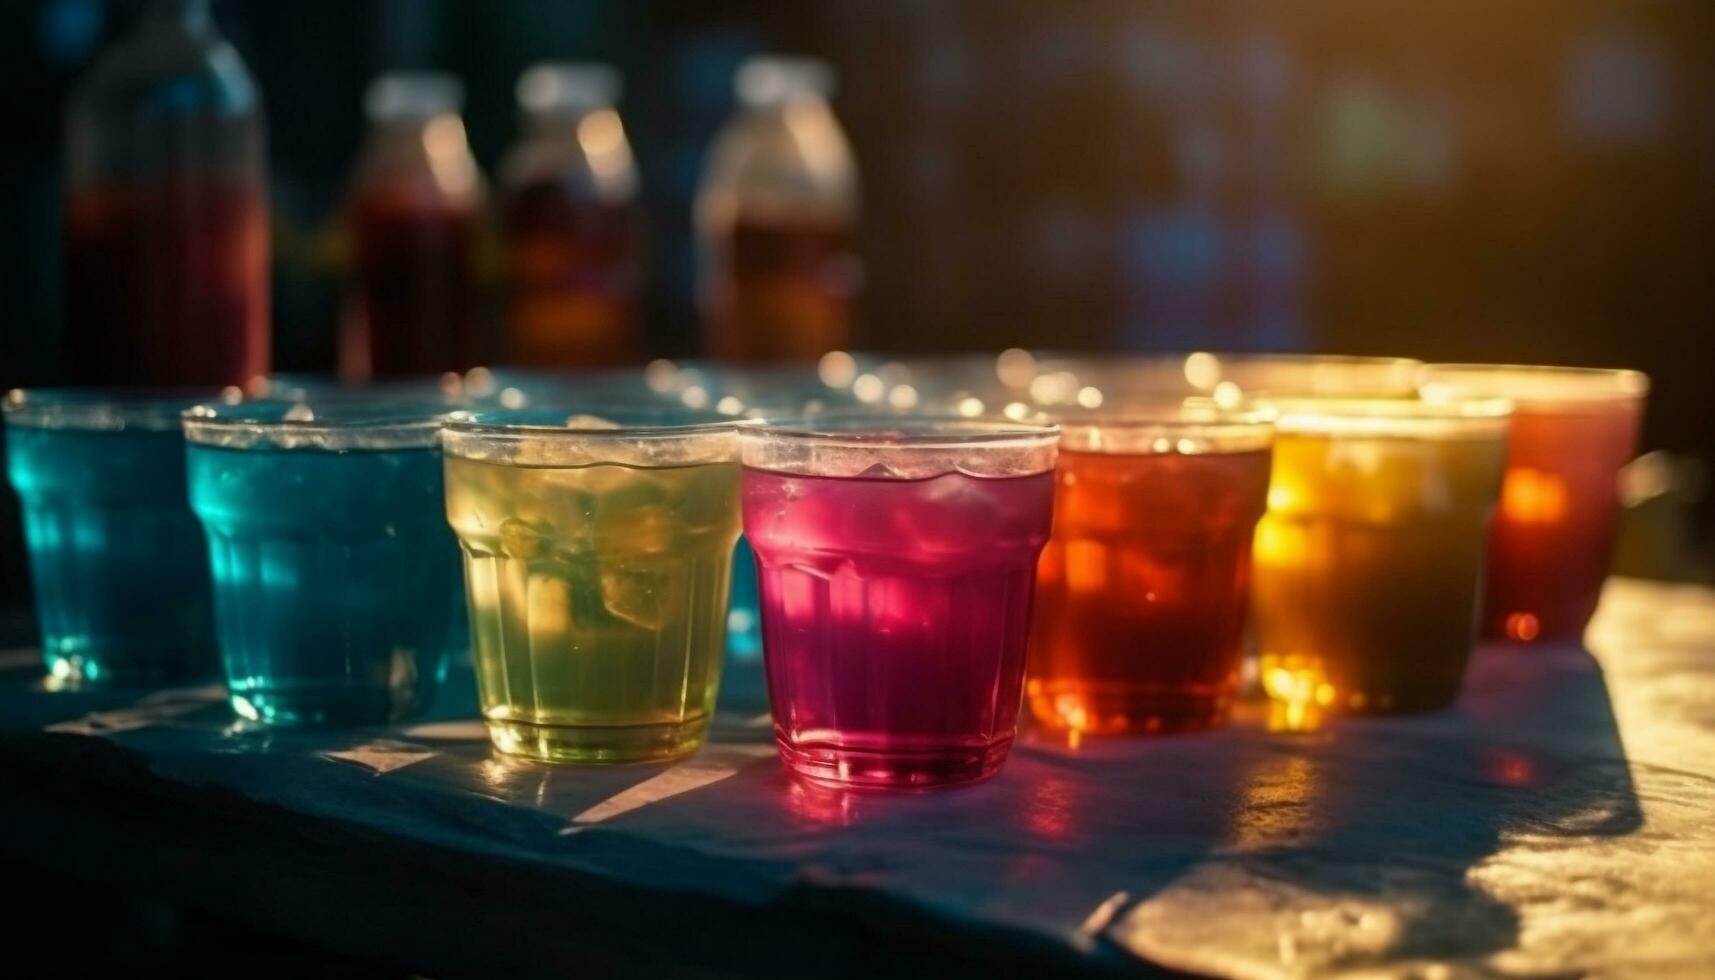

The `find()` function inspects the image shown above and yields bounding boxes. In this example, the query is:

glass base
[1028,686,1233,736]
[45,649,211,689]
[1343,687,1462,714]
[1259,654,1466,716]
[777,737,1013,790]
[227,685,429,728]
[1481,622,1586,646]
[485,717,708,764]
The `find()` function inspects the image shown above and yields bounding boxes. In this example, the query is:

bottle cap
[735,55,835,105]
[517,62,622,115]
[366,71,464,121]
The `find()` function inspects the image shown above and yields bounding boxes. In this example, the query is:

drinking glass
[4,388,228,686]
[442,408,743,763]
[1028,404,1274,735]
[184,399,464,725]
[1252,396,1511,715]
[1420,364,1648,644]
[741,417,1058,789]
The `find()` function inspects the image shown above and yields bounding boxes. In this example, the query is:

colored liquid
[503,185,638,367]
[727,535,763,659]
[188,445,462,726]
[349,189,480,378]
[720,534,769,715]
[1029,448,1272,735]
[744,466,1055,789]
[64,181,269,386]
[445,455,741,763]
[1482,401,1641,644]
[708,216,858,362]
[5,426,215,685]
[1253,431,1507,715]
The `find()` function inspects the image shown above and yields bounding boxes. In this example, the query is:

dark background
[2,0,1713,606]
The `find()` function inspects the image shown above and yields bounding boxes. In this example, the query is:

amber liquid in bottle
[502,182,638,367]
[709,214,858,362]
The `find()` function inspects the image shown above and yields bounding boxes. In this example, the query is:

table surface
[2,578,1712,979]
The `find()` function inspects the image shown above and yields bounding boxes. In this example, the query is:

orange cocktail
[1028,407,1273,734]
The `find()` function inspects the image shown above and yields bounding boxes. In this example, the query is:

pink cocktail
[740,419,1058,789]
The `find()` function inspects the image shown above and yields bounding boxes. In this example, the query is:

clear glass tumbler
[4,388,227,686]
[184,400,464,725]
[1252,396,1511,716]
[741,417,1058,789]
[442,408,743,763]
[1028,404,1274,735]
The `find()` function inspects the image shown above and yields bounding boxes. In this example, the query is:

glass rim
[1263,394,1513,437]
[1034,351,1425,373]
[1024,351,1426,405]
[739,414,1060,450]
[441,407,746,441]
[1203,352,1420,368]
[1044,399,1275,426]
[3,386,245,432]
[1046,401,1275,453]
[1419,363,1650,402]
[181,399,454,450]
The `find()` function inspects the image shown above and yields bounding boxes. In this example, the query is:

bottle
[498,63,642,368]
[63,0,269,387]
[697,56,860,362]
[343,72,484,380]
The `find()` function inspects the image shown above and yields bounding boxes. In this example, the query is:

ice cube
[560,463,654,499]
[603,505,676,554]
[857,462,905,480]
[600,564,674,631]
[499,519,547,560]
[527,573,572,646]
[891,472,1000,554]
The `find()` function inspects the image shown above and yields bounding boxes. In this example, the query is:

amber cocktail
[1252,397,1510,715]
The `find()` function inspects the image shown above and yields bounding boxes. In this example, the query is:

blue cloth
[0,579,1710,977]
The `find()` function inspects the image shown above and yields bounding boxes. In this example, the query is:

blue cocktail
[184,400,464,726]
[4,388,225,686]
[727,536,763,659]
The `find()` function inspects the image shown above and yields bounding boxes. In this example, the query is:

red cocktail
[741,419,1057,789]
[1421,365,1648,644]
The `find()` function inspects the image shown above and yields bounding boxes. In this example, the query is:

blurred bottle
[343,72,484,379]
[63,0,269,387]
[697,56,860,362]
[498,63,641,368]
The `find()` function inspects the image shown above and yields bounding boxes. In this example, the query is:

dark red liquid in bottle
[348,188,479,378]
[709,215,858,362]
[63,180,269,386]
[502,182,638,368]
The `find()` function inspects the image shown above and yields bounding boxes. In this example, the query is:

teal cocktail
[185,400,464,725]
[4,388,223,686]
